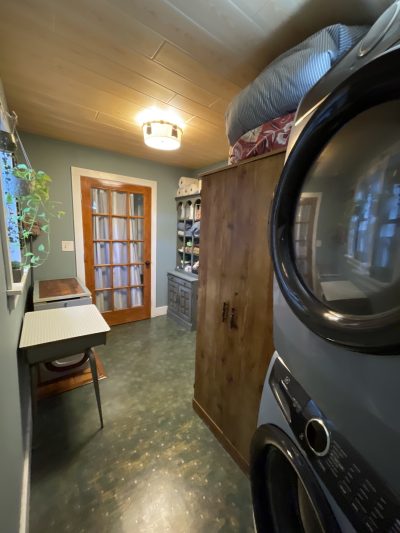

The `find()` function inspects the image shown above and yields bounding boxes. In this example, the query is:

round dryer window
[292,99,400,318]
[270,48,400,353]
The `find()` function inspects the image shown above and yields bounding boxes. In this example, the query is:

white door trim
[71,166,158,317]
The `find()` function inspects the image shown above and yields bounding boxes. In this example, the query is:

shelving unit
[167,193,201,330]
[176,194,201,275]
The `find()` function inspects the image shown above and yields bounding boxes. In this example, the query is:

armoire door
[194,152,285,469]
[194,166,234,432]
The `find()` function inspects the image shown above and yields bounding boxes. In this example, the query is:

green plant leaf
[5,192,13,204]
[38,244,45,252]
[41,224,49,232]
[24,252,34,257]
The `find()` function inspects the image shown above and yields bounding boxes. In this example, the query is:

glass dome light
[142,120,183,151]
[136,107,184,151]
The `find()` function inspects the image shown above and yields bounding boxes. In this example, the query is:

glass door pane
[114,289,128,309]
[95,290,112,312]
[113,266,128,287]
[130,265,143,285]
[129,193,144,216]
[95,267,111,289]
[130,287,143,307]
[130,219,144,240]
[112,217,128,240]
[94,243,110,265]
[93,217,109,240]
[112,192,127,215]
[113,243,128,264]
[91,188,108,213]
[130,242,143,263]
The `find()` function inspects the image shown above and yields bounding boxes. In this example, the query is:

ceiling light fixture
[136,107,184,151]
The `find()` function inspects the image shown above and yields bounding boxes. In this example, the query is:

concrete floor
[30,316,253,532]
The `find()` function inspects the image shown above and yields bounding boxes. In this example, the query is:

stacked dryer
[251,3,400,532]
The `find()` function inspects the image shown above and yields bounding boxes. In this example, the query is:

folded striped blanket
[226,24,369,145]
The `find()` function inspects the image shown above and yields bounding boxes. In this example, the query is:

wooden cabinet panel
[194,151,285,471]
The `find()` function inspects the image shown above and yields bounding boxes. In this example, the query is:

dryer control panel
[270,357,400,533]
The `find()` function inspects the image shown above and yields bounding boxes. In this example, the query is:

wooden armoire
[193,149,285,472]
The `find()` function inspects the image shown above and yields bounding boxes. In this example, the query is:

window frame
[0,150,29,296]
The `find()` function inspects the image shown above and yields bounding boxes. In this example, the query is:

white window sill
[7,267,30,296]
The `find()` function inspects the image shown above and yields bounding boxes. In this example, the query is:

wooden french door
[81,176,151,326]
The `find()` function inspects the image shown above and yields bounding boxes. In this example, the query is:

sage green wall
[20,133,191,307]
[0,247,29,532]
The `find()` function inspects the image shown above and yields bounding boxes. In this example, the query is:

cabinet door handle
[222,301,229,322]
[230,307,238,329]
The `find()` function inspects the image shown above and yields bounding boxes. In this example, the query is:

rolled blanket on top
[225,24,369,145]
[179,177,199,188]
[176,177,202,197]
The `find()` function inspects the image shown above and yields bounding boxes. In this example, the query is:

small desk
[33,277,92,310]
[19,305,110,431]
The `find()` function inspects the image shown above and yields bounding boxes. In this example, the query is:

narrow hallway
[30,316,253,533]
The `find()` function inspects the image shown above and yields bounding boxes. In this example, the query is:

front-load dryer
[251,2,400,532]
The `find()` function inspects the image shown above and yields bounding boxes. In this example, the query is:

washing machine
[251,3,400,532]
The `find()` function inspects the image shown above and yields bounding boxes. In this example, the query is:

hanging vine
[3,156,65,268]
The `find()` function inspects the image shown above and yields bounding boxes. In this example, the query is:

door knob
[145,260,151,266]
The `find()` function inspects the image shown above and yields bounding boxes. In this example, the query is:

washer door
[271,48,400,354]
[250,424,340,533]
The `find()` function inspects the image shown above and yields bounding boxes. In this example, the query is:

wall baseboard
[19,402,31,533]
[152,305,168,317]
[192,398,249,475]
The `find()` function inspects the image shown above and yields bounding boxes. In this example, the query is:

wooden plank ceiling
[0,0,391,169]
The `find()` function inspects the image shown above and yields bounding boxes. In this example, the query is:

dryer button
[305,418,330,457]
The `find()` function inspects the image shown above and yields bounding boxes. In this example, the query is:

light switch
[61,240,75,252]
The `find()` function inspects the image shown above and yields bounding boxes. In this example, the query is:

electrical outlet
[61,240,75,252]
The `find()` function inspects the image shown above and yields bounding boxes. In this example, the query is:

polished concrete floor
[30,316,253,532]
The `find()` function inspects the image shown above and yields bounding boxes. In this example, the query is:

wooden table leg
[30,364,38,448]
[87,348,104,429]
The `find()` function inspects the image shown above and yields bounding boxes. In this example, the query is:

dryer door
[271,48,400,354]
[250,424,340,533]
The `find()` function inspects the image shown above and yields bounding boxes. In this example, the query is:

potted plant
[3,158,65,268]
[11,260,22,282]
